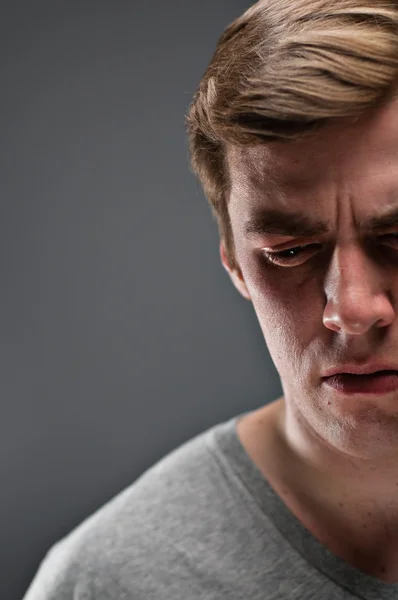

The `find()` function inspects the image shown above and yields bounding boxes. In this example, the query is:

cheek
[242,255,325,365]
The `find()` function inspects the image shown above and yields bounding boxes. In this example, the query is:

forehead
[226,98,398,210]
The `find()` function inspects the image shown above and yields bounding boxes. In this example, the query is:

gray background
[1,2,282,599]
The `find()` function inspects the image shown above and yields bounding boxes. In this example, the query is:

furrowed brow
[359,207,398,233]
[244,209,329,239]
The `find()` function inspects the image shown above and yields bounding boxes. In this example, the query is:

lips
[323,370,398,394]
[322,364,398,377]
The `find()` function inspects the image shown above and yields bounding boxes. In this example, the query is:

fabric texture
[23,411,398,600]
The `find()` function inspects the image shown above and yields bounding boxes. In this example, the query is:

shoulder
[23,418,235,599]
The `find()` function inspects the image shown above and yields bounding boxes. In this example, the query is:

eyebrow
[359,207,398,233]
[244,209,329,239]
[244,206,398,239]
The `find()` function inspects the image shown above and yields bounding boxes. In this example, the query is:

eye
[261,243,322,267]
[379,232,398,247]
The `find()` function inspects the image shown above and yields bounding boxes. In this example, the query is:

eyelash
[262,234,398,267]
[262,244,320,266]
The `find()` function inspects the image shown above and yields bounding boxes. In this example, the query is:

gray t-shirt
[23,411,398,599]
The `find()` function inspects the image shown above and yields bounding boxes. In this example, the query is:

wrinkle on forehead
[226,98,398,203]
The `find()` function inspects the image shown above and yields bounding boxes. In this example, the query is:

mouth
[322,370,398,395]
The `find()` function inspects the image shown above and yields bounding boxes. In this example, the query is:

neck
[237,397,398,583]
[280,397,398,515]
[277,398,398,581]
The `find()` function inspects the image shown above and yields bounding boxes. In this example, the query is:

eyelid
[262,239,321,252]
[379,231,398,239]
[263,230,398,251]
[261,243,322,267]
[261,234,398,268]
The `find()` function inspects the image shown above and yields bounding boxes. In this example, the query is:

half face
[222,99,398,455]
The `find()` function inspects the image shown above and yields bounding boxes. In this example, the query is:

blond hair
[186,0,398,271]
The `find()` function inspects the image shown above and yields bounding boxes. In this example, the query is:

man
[24,1,398,598]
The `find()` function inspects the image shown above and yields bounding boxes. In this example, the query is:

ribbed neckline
[209,411,398,600]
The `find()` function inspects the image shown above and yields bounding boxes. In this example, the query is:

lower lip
[323,371,398,395]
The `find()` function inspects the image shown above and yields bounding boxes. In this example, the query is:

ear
[219,241,252,301]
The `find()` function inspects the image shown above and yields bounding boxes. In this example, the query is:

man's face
[222,99,398,456]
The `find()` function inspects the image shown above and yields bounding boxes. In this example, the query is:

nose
[322,244,395,334]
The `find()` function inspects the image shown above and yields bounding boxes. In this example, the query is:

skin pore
[220,98,398,582]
